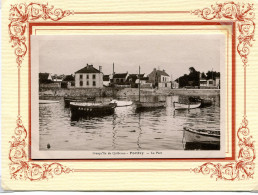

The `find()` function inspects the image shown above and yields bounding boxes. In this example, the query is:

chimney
[154,68,156,71]
[99,66,102,73]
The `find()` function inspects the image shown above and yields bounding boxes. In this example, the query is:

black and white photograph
[31,34,225,159]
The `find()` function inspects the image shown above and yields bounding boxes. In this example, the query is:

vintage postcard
[31,34,225,159]
[2,0,258,191]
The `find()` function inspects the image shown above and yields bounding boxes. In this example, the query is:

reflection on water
[39,95,220,151]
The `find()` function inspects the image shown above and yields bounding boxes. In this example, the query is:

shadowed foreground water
[39,95,220,151]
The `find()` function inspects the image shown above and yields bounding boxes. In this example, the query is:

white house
[75,64,103,88]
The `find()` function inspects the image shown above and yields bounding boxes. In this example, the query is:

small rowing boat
[110,99,133,107]
[183,127,220,144]
[39,100,59,104]
[173,102,201,110]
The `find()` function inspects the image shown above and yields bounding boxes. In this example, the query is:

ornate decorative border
[8,2,255,181]
[191,2,255,180]
[9,3,73,180]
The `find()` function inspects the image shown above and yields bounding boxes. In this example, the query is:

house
[103,75,111,87]
[172,81,179,89]
[39,73,53,84]
[75,64,103,88]
[199,77,220,89]
[148,68,171,88]
[112,72,129,87]
[215,77,220,89]
[52,74,65,82]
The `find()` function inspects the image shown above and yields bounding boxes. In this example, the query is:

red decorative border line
[8,2,255,181]
[191,2,255,180]
[9,3,73,180]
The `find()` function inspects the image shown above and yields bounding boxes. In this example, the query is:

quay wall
[39,87,220,98]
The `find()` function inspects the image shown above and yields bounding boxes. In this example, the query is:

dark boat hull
[70,103,116,120]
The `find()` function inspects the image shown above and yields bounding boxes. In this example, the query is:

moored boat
[188,96,213,108]
[135,101,166,111]
[64,96,96,107]
[70,102,116,119]
[110,99,133,107]
[173,102,201,110]
[183,127,220,144]
[200,98,213,107]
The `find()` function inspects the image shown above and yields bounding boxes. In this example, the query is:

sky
[37,34,224,80]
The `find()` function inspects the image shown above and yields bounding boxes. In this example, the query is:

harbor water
[39,95,220,151]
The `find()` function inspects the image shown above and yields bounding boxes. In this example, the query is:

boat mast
[139,65,141,102]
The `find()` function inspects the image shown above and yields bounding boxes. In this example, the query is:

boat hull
[110,100,133,107]
[200,98,213,107]
[64,97,95,107]
[174,102,201,110]
[184,127,220,144]
[70,102,116,120]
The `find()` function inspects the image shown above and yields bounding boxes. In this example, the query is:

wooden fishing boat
[39,100,59,104]
[64,96,95,107]
[135,66,166,111]
[173,102,201,110]
[188,96,213,108]
[70,102,116,119]
[110,99,133,107]
[183,127,220,144]
[200,98,213,107]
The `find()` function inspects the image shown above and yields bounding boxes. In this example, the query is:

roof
[103,75,110,81]
[75,64,101,74]
[113,73,128,79]
[156,70,169,77]
[149,69,169,77]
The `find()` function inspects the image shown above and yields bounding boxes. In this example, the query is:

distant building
[103,75,111,87]
[52,74,65,82]
[215,77,220,89]
[172,81,179,89]
[199,77,220,89]
[135,74,149,85]
[75,64,103,88]
[113,73,129,86]
[148,68,171,89]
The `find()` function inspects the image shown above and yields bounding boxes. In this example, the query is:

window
[86,75,89,79]
[93,81,96,86]
[93,74,96,79]
[165,83,167,87]
[80,81,83,86]
[87,81,89,86]
[80,74,83,79]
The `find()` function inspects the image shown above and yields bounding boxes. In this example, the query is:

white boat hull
[173,102,201,110]
[110,100,133,107]
[184,127,220,144]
